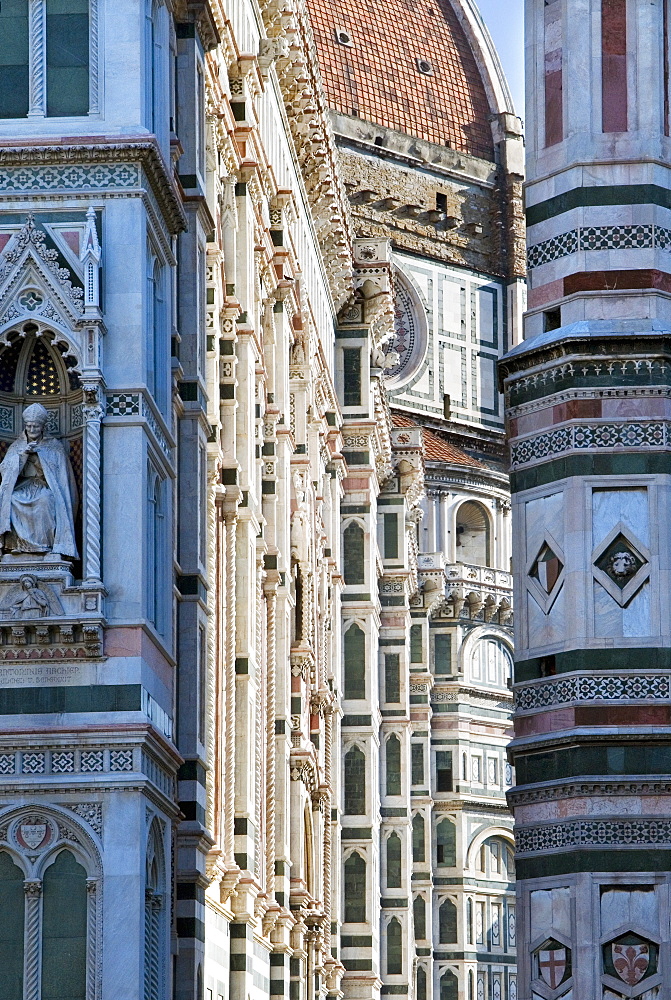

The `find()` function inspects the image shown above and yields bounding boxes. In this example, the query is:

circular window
[383,269,428,386]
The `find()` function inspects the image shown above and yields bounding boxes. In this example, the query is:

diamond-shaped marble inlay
[530,543,564,595]
[594,533,646,589]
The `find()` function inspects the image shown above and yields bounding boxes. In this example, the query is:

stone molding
[0,140,187,234]
[508,780,671,806]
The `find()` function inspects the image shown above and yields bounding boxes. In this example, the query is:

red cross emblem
[539,947,567,988]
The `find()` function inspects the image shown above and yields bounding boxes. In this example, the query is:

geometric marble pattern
[0,163,140,194]
[511,422,667,468]
[517,819,671,853]
[516,673,671,712]
[530,542,564,594]
[527,224,669,268]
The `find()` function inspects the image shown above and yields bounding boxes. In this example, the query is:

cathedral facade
[0,3,522,1000]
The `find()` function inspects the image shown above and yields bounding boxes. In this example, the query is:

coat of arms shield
[539,947,567,989]
[19,822,48,850]
[612,942,649,985]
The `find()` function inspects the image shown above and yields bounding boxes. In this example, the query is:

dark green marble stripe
[511,453,671,493]
[0,683,142,715]
[515,741,671,785]
[515,647,671,681]
[518,848,671,879]
[526,184,671,226]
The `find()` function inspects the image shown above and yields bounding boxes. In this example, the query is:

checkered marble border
[511,421,668,468]
[516,673,671,713]
[517,819,671,853]
[105,391,171,457]
[527,224,671,268]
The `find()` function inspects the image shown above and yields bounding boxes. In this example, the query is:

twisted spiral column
[28,0,45,117]
[88,0,99,113]
[83,388,104,582]
[24,879,42,1000]
[264,581,278,899]
[223,507,238,865]
[322,706,334,955]
[86,878,98,1000]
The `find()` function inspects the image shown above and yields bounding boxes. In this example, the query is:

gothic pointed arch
[145,817,167,1000]
[0,804,102,1000]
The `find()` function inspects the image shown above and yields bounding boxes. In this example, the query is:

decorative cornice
[0,140,187,235]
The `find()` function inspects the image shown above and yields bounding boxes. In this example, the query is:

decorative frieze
[527,224,671,268]
[517,818,671,854]
[511,421,669,468]
[516,672,671,712]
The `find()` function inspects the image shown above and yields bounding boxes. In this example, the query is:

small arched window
[145,820,166,1000]
[42,850,88,1000]
[412,813,425,863]
[469,970,475,1000]
[0,851,24,1000]
[386,833,402,888]
[440,970,458,1000]
[455,501,490,566]
[471,638,513,687]
[417,967,427,1000]
[439,899,458,944]
[386,917,402,975]
[343,521,365,585]
[344,852,366,923]
[344,746,366,815]
[343,623,366,699]
[413,895,426,940]
[480,837,515,879]
[436,819,456,867]
[467,897,473,944]
[386,734,401,796]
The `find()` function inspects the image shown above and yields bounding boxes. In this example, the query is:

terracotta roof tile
[392,412,486,468]
[306,0,494,159]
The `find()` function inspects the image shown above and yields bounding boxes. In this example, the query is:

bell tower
[502,1,671,998]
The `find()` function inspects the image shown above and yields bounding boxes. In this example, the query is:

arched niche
[0,323,83,575]
[454,500,491,566]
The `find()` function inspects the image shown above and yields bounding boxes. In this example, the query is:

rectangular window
[410,623,423,663]
[436,751,453,793]
[0,0,29,118]
[434,633,451,675]
[476,902,484,945]
[411,743,424,786]
[383,513,399,559]
[343,348,362,407]
[602,0,628,132]
[385,654,400,704]
[46,0,90,117]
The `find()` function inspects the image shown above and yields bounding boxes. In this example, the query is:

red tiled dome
[307,0,495,160]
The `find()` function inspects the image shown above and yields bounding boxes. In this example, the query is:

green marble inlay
[515,646,671,680]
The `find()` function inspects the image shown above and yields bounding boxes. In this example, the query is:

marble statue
[0,403,78,559]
